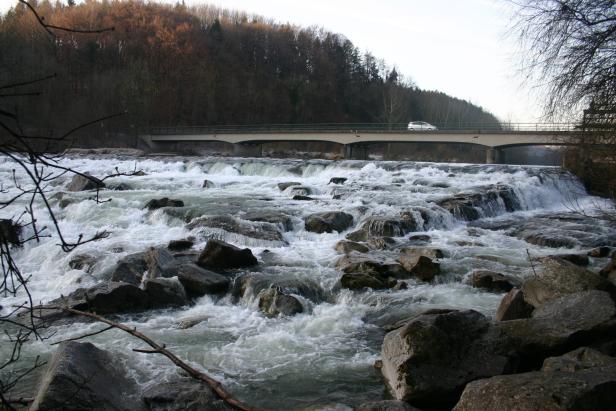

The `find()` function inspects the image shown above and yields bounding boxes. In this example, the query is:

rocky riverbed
[2,153,616,410]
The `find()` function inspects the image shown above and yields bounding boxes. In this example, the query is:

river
[1,154,615,409]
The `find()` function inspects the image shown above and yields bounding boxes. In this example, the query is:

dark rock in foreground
[143,277,188,307]
[334,240,369,254]
[293,195,314,201]
[143,378,232,411]
[66,173,105,192]
[187,215,285,243]
[197,239,257,270]
[305,211,354,233]
[144,197,184,210]
[453,348,616,411]
[30,342,144,411]
[381,309,510,407]
[398,248,442,281]
[52,282,150,314]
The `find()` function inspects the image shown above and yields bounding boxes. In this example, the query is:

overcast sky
[0,0,542,122]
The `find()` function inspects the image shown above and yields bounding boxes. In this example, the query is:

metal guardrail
[146,122,580,135]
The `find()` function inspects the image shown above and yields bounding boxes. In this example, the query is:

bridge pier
[486,148,501,164]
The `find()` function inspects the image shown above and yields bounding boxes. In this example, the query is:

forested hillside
[0,0,501,132]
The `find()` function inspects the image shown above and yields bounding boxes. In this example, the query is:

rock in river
[30,342,144,411]
[258,287,304,317]
[66,172,105,192]
[466,270,520,293]
[305,211,354,233]
[197,239,257,270]
[144,197,184,210]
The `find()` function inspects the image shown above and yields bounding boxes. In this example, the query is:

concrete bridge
[141,124,580,163]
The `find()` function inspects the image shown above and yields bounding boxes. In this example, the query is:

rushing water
[1,154,615,409]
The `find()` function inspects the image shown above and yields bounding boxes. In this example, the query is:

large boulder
[142,378,232,411]
[143,277,188,307]
[466,270,520,293]
[110,252,147,285]
[453,350,616,411]
[346,216,418,241]
[30,342,144,411]
[234,273,328,304]
[241,211,294,231]
[258,287,304,317]
[50,282,150,314]
[66,173,105,192]
[329,177,347,185]
[144,247,176,278]
[521,257,614,308]
[381,309,510,407]
[304,212,354,233]
[340,272,395,290]
[0,218,21,245]
[495,288,534,321]
[336,254,409,280]
[542,347,616,373]
[497,290,616,365]
[144,198,184,210]
[398,248,442,281]
[169,263,230,296]
[187,215,285,243]
[197,239,257,270]
[168,238,195,251]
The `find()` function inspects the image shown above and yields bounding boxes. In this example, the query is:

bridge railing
[146,122,579,135]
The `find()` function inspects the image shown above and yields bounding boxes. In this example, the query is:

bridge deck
[145,130,575,148]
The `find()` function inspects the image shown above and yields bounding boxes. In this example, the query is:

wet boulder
[144,197,184,210]
[521,257,614,308]
[408,234,431,245]
[142,378,233,411]
[187,215,285,243]
[453,350,616,411]
[66,173,105,192]
[438,185,520,221]
[381,309,510,407]
[398,248,442,281]
[110,252,147,285]
[346,216,416,241]
[234,273,328,304]
[197,239,257,270]
[329,177,347,185]
[334,240,369,254]
[541,347,616,373]
[340,272,395,290]
[466,270,520,293]
[0,219,21,245]
[523,233,577,248]
[241,211,294,231]
[30,342,144,411]
[258,287,304,317]
[495,288,534,321]
[304,212,354,233]
[202,179,216,188]
[277,181,301,191]
[169,263,230,296]
[143,277,188,307]
[144,247,176,278]
[167,238,195,252]
[336,254,409,280]
[50,282,150,314]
